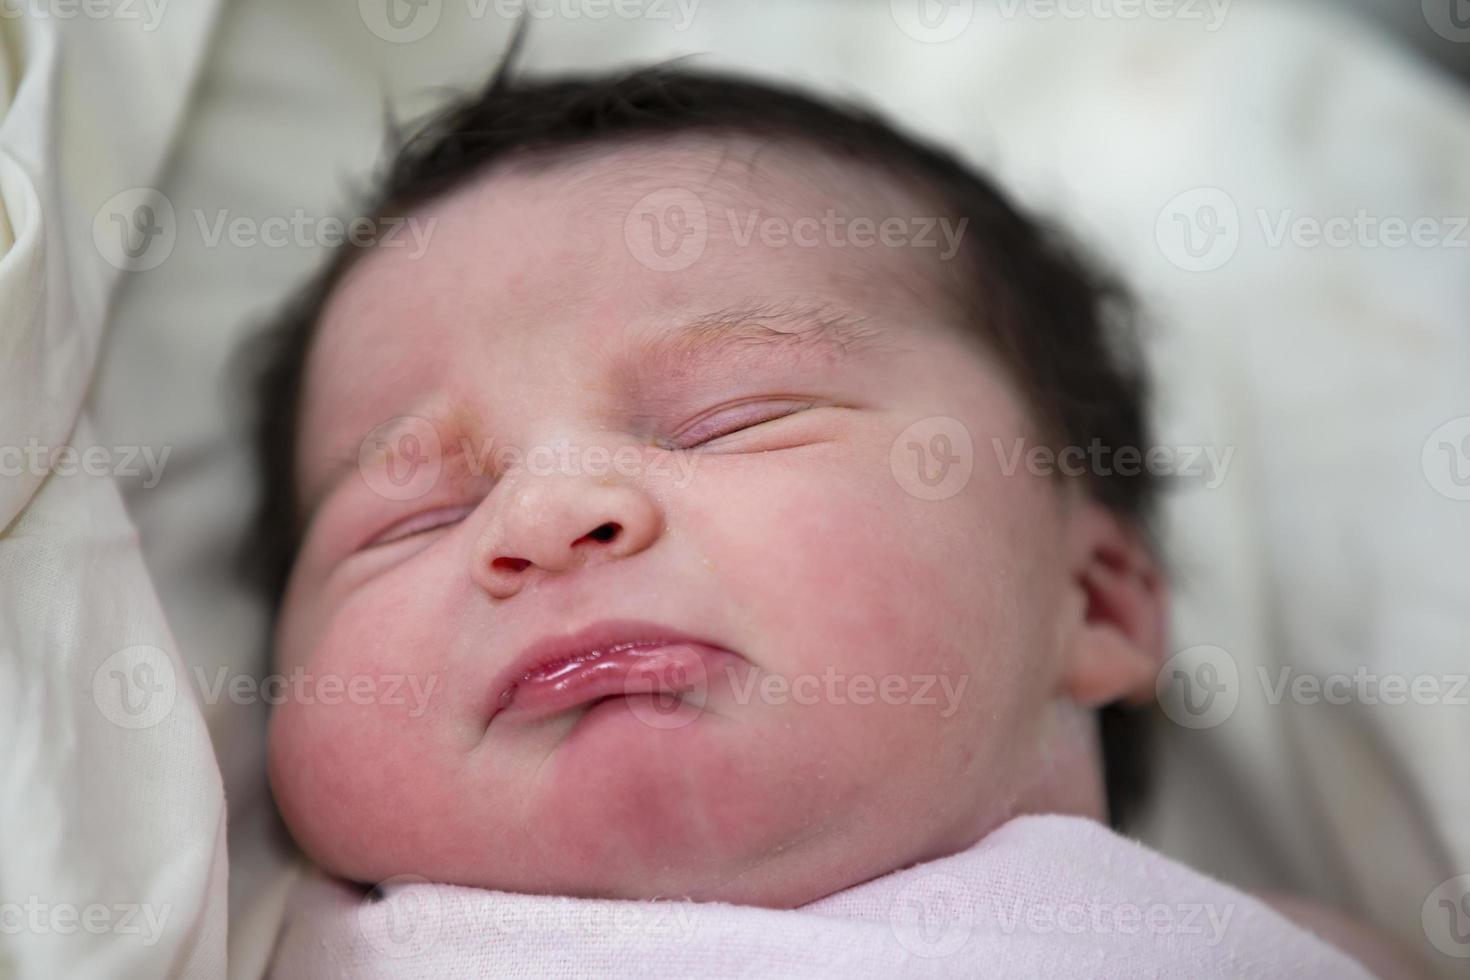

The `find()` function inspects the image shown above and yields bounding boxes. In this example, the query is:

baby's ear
[1057,499,1167,708]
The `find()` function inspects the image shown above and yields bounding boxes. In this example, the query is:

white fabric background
[0,5,228,980]
[3,1,1467,977]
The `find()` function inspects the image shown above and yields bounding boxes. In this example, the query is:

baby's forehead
[298,135,970,486]
[316,132,956,368]
[474,132,934,232]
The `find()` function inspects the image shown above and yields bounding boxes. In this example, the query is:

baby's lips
[496,641,725,725]
[484,619,743,727]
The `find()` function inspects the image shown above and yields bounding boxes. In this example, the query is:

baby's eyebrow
[610,302,890,406]
[628,302,884,368]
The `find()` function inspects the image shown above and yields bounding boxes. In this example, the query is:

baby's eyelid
[365,504,474,548]
[669,398,817,448]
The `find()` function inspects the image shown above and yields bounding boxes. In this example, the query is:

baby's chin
[273,692,975,910]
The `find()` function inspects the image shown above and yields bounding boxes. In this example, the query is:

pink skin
[268,137,1166,908]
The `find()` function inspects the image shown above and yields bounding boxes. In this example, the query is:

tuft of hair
[237,34,1161,831]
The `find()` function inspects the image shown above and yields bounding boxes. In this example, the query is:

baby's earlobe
[1059,501,1169,708]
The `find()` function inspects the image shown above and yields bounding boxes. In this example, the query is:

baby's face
[270,138,1142,907]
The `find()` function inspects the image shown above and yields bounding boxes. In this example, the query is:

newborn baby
[245,48,1412,978]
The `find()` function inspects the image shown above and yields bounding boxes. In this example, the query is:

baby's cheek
[695,447,1039,822]
[267,598,465,882]
[735,458,1002,690]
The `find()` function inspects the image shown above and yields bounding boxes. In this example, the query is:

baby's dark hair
[243,36,1160,830]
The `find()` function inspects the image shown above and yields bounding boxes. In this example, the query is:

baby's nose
[470,477,662,599]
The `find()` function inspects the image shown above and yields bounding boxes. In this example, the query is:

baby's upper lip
[486,619,736,725]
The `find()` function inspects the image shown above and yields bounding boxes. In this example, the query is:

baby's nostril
[578,522,620,545]
[492,557,532,573]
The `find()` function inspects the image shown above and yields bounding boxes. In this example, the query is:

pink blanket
[267,814,1371,978]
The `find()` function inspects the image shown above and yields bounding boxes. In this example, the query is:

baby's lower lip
[491,642,736,724]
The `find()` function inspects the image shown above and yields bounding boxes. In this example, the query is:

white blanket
[0,7,228,980]
[265,815,1370,979]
